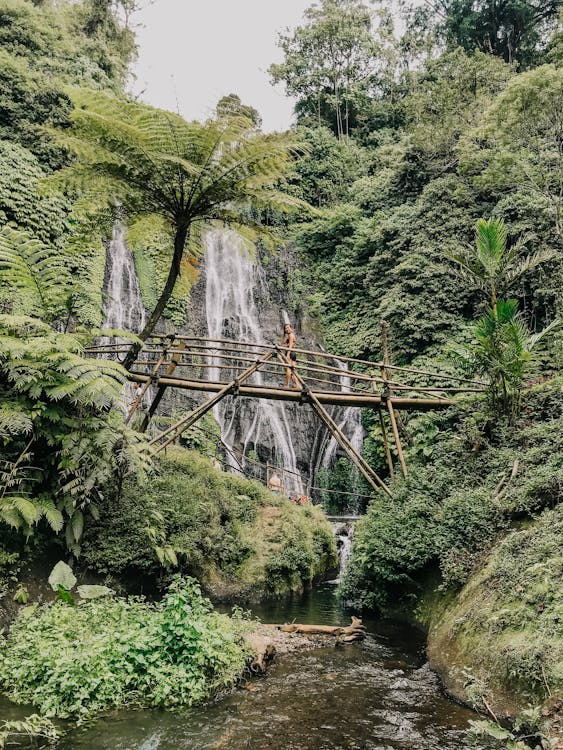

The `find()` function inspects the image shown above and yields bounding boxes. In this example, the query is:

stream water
[47,585,474,750]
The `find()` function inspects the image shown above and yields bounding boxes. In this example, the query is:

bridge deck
[128,371,454,410]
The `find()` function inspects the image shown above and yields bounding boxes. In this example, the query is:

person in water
[281,323,299,389]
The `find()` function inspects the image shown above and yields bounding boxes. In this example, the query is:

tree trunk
[122,224,188,370]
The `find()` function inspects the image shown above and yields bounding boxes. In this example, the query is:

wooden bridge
[88,334,484,498]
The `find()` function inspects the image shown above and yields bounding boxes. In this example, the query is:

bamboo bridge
[88,334,485,498]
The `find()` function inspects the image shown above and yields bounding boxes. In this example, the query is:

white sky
[131,0,313,132]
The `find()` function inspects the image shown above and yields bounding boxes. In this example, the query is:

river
[40,584,475,750]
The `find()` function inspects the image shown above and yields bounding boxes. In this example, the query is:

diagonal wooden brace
[273,346,392,498]
[150,351,273,454]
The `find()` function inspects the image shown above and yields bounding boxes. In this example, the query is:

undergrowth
[0,577,251,720]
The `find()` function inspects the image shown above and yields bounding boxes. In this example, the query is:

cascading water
[204,229,303,495]
[328,521,355,584]
[103,224,146,335]
[102,223,150,408]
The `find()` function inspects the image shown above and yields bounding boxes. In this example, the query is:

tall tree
[270,0,382,138]
[49,89,307,367]
[423,0,561,67]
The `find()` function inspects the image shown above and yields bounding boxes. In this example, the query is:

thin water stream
[49,585,474,750]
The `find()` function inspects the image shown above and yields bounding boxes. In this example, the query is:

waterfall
[102,223,150,409]
[103,224,146,335]
[204,229,303,496]
[329,521,355,583]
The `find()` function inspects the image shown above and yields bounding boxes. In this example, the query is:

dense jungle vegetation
[0,0,561,745]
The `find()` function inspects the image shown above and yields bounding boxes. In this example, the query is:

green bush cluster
[0,577,251,720]
[342,380,563,610]
[81,448,337,595]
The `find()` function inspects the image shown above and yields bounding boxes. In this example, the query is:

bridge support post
[139,339,186,432]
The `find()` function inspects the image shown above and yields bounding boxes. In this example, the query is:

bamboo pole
[378,410,395,481]
[125,344,169,424]
[144,335,485,386]
[273,346,392,498]
[380,321,408,478]
[140,340,186,432]
[150,352,273,452]
[128,372,454,410]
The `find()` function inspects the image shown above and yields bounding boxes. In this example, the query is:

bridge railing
[86,334,484,402]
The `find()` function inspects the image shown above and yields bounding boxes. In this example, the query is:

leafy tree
[270,0,382,138]
[402,49,513,185]
[49,89,307,366]
[423,0,561,67]
[216,93,262,129]
[290,125,368,206]
[461,65,563,239]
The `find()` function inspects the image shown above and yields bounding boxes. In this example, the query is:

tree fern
[0,313,152,547]
[0,225,71,321]
[45,88,311,362]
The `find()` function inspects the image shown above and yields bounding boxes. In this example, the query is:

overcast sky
[131,0,312,132]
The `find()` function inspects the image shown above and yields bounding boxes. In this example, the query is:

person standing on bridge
[282,323,299,389]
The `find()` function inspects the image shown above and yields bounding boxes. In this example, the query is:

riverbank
[424,506,563,743]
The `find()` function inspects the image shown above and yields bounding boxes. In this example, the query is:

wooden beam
[381,321,408,478]
[128,372,454,410]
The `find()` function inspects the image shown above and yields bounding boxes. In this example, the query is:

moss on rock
[427,505,563,719]
[81,447,337,600]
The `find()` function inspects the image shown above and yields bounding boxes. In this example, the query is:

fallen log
[277,616,366,642]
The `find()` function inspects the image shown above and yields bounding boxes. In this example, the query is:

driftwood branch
[277,616,366,643]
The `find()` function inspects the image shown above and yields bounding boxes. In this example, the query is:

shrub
[342,380,563,610]
[0,577,251,720]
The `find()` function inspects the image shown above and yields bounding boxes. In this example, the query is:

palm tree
[48,89,308,368]
[449,217,555,315]
[468,299,557,416]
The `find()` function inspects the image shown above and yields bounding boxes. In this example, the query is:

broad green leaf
[77,585,113,599]
[48,561,77,592]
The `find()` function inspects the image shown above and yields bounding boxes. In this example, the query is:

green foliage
[270,0,385,138]
[0,314,150,548]
[342,380,563,609]
[0,577,251,719]
[0,714,60,749]
[463,299,558,415]
[461,65,563,240]
[428,0,561,67]
[0,225,72,321]
[80,447,336,596]
[449,218,555,308]
[0,141,68,243]
[432,503,563,716]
